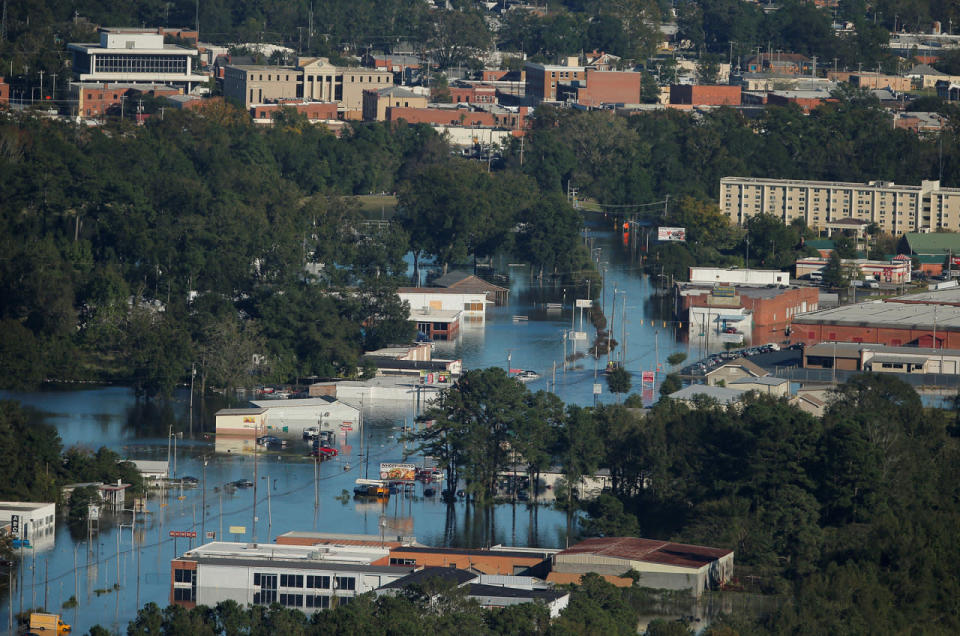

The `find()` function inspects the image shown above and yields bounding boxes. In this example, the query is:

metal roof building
[551,537,734,597]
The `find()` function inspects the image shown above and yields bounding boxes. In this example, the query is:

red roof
[559,537,731,569]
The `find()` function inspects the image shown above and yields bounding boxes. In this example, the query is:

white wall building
[68,28,206,90]
[689,267,789,286]
[249,397,359,437]
[128,460,169,480]
[171,542,413,610]
[0,502,56,550]
[396,288,488,319]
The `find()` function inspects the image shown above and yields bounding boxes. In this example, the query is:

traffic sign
[169,530,197,539]
[593,384,602,395]
[575,299,593,308]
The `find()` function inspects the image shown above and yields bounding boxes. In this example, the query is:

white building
[128,460,169,480]
[171,541,413,609]
[249,396,359,437]
[68,28,206,91]
[396,288,488,319]
[689,267,789,286]
[0,502,56,550]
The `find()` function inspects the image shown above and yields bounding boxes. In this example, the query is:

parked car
[180,476,198,485]
[232,479,253,488]
[312,446,338,458]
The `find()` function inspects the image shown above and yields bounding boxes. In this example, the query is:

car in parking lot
[232,479,253,488]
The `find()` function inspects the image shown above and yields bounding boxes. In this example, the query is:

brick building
[766,90,836,113]
[384,545,555,575]
[669,85,741,106]
[525,59,586,102]
[789,302,960,348]
[449,84,497,104]
[72,82,181,117]
[385,105,529,130]
[0,77,8,105]
[678,284,819,345]
[744,53,812,75]
[573,69,644,106]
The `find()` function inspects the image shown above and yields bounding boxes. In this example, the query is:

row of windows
[173,587,195,601]
[94,54,187,74]
[252,593,346,609]
[254,572,354,590]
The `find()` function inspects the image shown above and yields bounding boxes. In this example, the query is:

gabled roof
[729,376,788,386]
[905,232,960,255]
[705,357,767,378]
[667,385,747,405]
[559,537,731,569]
[378,566,477,589]
[432,271,508,293]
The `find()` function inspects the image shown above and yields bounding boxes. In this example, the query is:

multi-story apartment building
[224,57,393,110]
[719,177,960,235]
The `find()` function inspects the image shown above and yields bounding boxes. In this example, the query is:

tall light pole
[201,456,207,540]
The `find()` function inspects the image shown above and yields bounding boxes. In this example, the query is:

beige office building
[719,177,960,235]
[224,57,393,110]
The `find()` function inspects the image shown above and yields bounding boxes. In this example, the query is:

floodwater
[0,219,703,633]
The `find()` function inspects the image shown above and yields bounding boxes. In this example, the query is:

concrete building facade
[170,542,413,610]
[720,177,960,235]
[362,86,428,121]
[0,502,56,549]
[68,28,205,90]
[224,58,393,110]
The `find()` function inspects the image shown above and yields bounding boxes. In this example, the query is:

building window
[254,573,277,590]
[307,575,331,589]
[173,569,195,583]
[389,558,416,566]
[93,54,188,75]
[280,574,304,588]
[253,590,277,604]
[173,587,195,601]
[306,595,330,609]
[334,576,356,591]
[279,593,303,607]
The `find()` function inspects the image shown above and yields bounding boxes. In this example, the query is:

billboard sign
[712,285,736,297]
[10,515,18,536]
[169,530,197,539]
[379,463,417,482]
[575,299,593,308]
[641,371,656,384]
[658,227,686,242]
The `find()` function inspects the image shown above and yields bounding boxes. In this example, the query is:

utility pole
[38,69,43,102]
[252,433,259,541]
[189,363,195,435]
[201,456,207,540]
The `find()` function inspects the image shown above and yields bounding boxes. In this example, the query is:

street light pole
[201,457,207,540]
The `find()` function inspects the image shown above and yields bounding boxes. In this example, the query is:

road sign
[593,384,602,395]
[206,531,216,539]
[575,299,593,308]
[641,371,656,383]
[229,526,246,535]
[169,530,197,539]
[570,331,588,341]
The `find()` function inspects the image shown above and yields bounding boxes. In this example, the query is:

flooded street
[0,219,705,633]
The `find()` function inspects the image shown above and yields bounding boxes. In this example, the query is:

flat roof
[806,342,960,357]
[389,545,554,560]
[889,289,960,304]
[397,287,488,296]
[792,301,960,330]
[277,531,415,546]
[68,43,197,54]
[408,309,461,321]
[215,408,266,415]
[0,502,54,511]
[870,353,929,364]
[559,537,731,569]
[250,397,351,409]
[721,176,960,194]
[182,541,390,566]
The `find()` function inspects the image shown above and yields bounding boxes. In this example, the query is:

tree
[606,367,632,403]
[821,250,850,288]
[428,8,492,69]
[666,352,687,367]
[696,53,721,84]
[658,373,681,397]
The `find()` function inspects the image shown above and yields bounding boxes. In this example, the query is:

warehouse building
[803,341,960,374]
[249,396,359,437]
[790,302,960,348]
[549,537,733,597]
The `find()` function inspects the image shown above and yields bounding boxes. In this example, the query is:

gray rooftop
[806,342,960,357]
[667,385,748,404]
[729,376,789,386]
[888,288,960,305]
[792,301,960,330]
